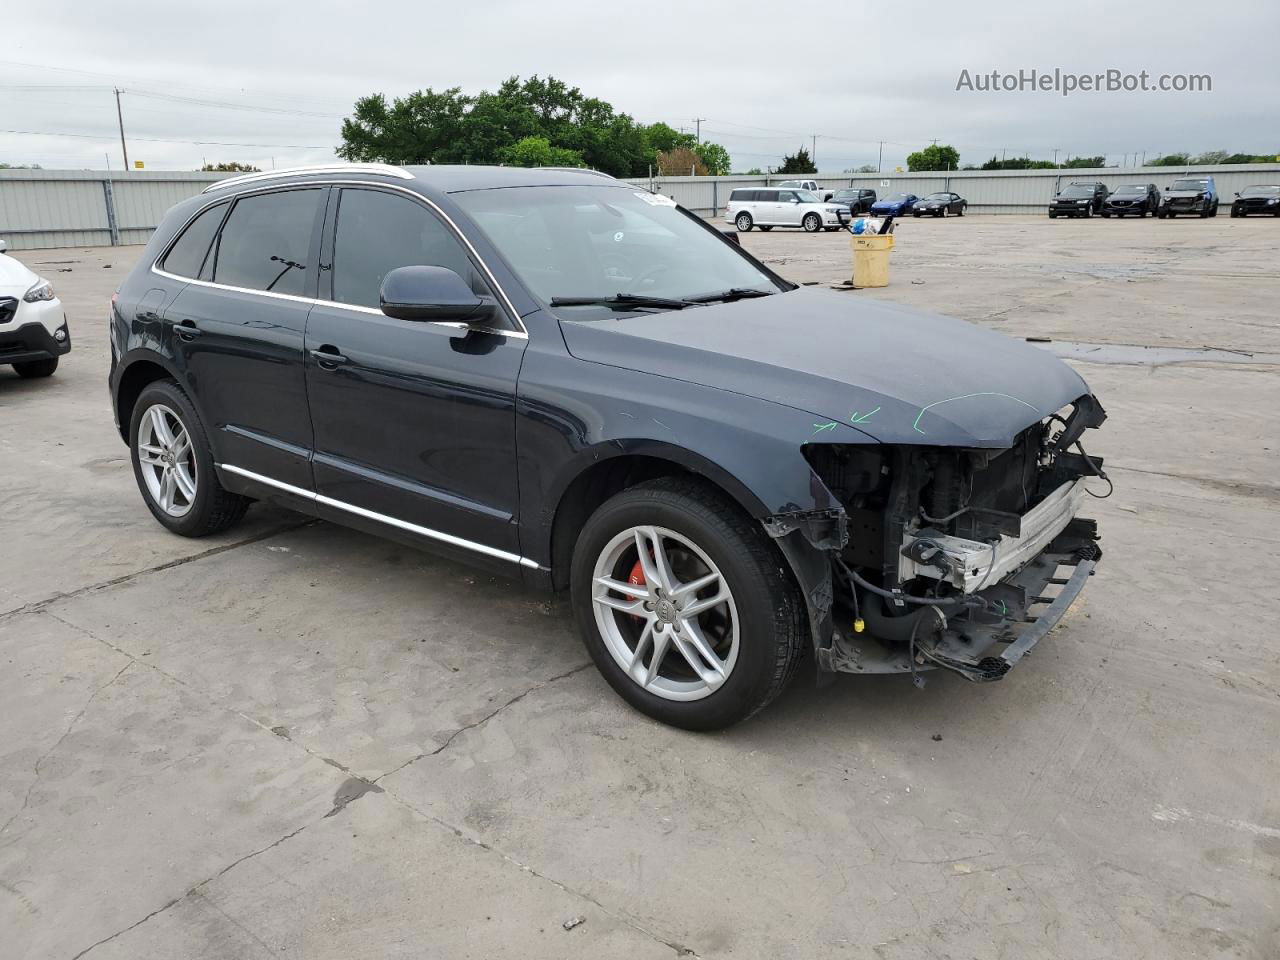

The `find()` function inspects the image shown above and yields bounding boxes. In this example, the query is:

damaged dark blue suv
[109,164,1107,729]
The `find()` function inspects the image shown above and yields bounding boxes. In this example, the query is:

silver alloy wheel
[136,403,197,517]
[591,525,740,702]
[736,213,752,231]
[803,213,820,232]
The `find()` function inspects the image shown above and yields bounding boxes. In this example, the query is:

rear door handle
[310,346,349,369]
[174,319,202,341]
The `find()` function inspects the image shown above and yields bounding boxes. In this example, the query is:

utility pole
[877,141,884,172]
[692,118,706,143]
[811,134,818,168]
[113,87,129,172]
[1053,148,1060,168]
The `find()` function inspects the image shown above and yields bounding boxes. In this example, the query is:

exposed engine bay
[778,394,1108,684]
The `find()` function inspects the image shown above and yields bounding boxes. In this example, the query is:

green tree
[1149,153,1190,166]
[777,147,816,175]
[981,155,1055,170]
[202,161,260,172]
[1062,155,1105,168]
[906,144,960,171]
[498,136,583,168]
[743,167,764,176]
[695,142,731,176]
[657,147,707,176]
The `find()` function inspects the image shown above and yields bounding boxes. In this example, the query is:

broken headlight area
[800,397,1107,684]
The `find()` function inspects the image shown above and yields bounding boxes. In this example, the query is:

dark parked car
[1048,182,1108,218]
[1159,176,1218,218]
[912,192,967,217]
[1102,183,1159,218]
[869,192,919,216]
[1230,184,1280,217]
[109,164,1107,730]
[831,188,877,214]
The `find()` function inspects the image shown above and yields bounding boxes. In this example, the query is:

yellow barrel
[850,233,894,288]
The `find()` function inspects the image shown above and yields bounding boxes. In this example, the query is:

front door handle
[310,346,349,369]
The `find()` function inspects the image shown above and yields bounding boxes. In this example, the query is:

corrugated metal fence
[0,169,230,250]
[3,164,1279,250]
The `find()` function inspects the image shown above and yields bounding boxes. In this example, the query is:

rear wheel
[1083,205,1093,218]
[735,212,753,232]
[130,380,250,537]
[12,357,58,378]
[957,204,966,216]
[571,478,806,730]
[802,213,821,232]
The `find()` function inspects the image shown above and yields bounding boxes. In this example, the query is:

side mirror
[1163,187,1169,191]
[0,238,7,253]
[720,229,741,246]
[380,265,496,325]
[1234,192,1240,197]
[790,197,800,204]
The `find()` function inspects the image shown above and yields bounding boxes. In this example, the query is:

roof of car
[202,162,624,196]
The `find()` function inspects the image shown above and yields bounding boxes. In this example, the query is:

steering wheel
[625,262,673,293]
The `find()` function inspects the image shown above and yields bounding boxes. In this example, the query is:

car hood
[558,288,1091,448]
[1165,189,1206,198]
[0,253,38,293]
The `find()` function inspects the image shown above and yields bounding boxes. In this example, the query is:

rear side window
[330,188,480,309]
[161,201,227,279]
[729,189,745,202]
[758,190,777,201]
[211,189,322,296]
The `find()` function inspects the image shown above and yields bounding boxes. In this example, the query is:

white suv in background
[725,187,850,233]
[0,239,71,378]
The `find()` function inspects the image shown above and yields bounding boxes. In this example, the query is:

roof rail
[202,163,414,194]
[541,166,617,180]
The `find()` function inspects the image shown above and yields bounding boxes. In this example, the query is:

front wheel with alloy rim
[735,213,753,231]
[571,478,806,730]
[130,380,250,537]
[802,213,821,232]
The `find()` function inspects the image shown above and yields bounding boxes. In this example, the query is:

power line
[0,128,332,149]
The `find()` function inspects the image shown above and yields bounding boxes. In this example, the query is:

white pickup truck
[775,179,835,201]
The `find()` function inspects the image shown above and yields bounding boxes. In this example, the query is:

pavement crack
[0,659,133,847]
[379,781,699,958]
[0,520,314,623]
[374,661,593,783]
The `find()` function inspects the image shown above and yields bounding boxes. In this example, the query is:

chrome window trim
[202,163,413,194]
[151,180,528,338]
[218,463,540,569]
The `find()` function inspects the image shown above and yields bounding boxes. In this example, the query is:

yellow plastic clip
[853,618,865,633]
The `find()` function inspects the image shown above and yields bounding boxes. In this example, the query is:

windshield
[923,193,949,201]
[1060,185,1096,198]
[834,190,856,199]
[885,193,912,201]
[1114,185,1147,194]
[1241,185,1280,197]
[794,190,821,203]
[453,185,781,315]
[1170,179,1209,191]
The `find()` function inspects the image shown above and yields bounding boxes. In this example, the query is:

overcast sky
[3,0,1277,174]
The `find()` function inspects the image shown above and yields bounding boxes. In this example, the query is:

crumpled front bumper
[819,517,1101,683]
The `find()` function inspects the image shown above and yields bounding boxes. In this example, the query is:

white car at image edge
[0,238,71,378]
[725,187,851,233]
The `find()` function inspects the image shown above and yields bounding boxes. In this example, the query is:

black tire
[735,213,753,232]
[912,210,921,217]
[13,357,58,378]
[129,380,250,537]
[1083,205,1093,218]
[1048,211,1057,219]
[570,477,806,731]
[802,213,821,233]
[1102,211,1111,218]
[758,225,774,232]
[958,204,966,216]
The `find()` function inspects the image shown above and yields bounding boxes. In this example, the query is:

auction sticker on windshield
[635,192,677,207]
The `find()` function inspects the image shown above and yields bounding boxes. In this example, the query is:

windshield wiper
[684,287,775,304]
[549,293,697,311]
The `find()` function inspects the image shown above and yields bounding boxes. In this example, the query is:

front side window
[212,189,321,295]
[331,188,480,309]
[161,201,227,279]
[454,185,780,313]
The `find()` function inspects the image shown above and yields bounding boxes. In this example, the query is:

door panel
[304,187,527,558]
[164,187,325,489]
